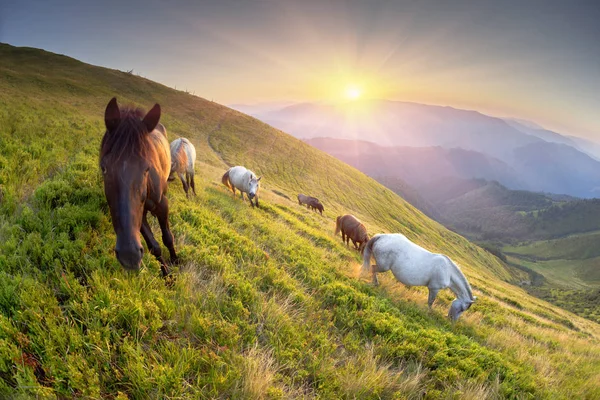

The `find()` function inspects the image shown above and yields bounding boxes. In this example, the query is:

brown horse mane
[100,107,155,163]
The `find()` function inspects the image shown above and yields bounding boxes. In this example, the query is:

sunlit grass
[0,43,599,398]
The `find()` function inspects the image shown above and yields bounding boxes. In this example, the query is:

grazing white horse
[362,234,476,321]
[168,138,197,197]
[222,166,262,207]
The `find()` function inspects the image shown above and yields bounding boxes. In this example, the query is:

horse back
[307,197,323,210]
[180,138,196,172]
[340,215,367,241]
[170,139,189,174]
[229,166,254,192]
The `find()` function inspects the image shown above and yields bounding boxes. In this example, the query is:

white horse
[362,233,476,321]
[222,166,262,207]
[168,138,197,197]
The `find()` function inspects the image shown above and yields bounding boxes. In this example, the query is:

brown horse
[298,194,324,215]
[306,197,324,215]
[100,97,177,277]
[335,214,369,252]
[297,193,311,206]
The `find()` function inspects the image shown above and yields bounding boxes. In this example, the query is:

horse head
[448,298,475,321]
[100,97,161,271]
[247,175,261,200]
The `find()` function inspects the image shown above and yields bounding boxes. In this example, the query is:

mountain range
[232,100,600,198]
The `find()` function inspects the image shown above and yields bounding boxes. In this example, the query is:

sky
[1,0,600,139]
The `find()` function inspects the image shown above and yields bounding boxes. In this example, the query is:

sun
[345,85,362,100]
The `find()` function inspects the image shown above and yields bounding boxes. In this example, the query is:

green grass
[1,42,600,399]
[504,232,600,324]
[505,231,600,265]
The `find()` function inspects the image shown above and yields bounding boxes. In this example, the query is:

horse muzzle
[115,244,144,271]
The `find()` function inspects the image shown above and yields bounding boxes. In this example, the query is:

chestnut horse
[307,197,324,215]
[100,97,177,277]
[298,194,324,215]
[335,214,369,252]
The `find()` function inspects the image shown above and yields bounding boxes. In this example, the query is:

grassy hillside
[504,231,600,323]
[1,43,600,399]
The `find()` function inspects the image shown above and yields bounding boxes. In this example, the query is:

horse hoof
[164,273,176,287]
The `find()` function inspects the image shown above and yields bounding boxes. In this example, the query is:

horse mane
[444,256,473,300]
[100,107,155,163]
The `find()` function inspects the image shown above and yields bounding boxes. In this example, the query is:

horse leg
[428,288,441,308]
[371,264,380,286]
[140,211,166,271]
[370,264,390,286]
[154,196,177,276]
[179,173,189,197]
[189,173,197,196]
[254,195,259,208]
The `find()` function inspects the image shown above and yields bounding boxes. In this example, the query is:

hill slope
[1,43,600,399]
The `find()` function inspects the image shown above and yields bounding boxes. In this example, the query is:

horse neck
[447,260,473,301]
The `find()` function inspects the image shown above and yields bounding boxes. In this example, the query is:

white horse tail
[222,169,232,189]
[362,235,383,273]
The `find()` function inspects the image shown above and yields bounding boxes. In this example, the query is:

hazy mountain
[228,101,296,115]
[241,100,544,163]
[239,101,600,198]
[511,141,600,198]
[504,118,600,161]
[567,135,600,161]
[505,119,579,148]
[305,137,525,190]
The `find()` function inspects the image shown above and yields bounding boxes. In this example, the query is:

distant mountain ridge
[304,137,524,190]
[233,99,600,198]
[305,137,600,198]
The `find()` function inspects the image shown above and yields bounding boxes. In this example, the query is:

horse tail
[362,235,382,272]
[334,216,342,235]
[222,169,232,189]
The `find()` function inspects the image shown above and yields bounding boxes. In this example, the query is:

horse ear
[143,103,161,132]
[257,176,262,181]
[105,97,120,131]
